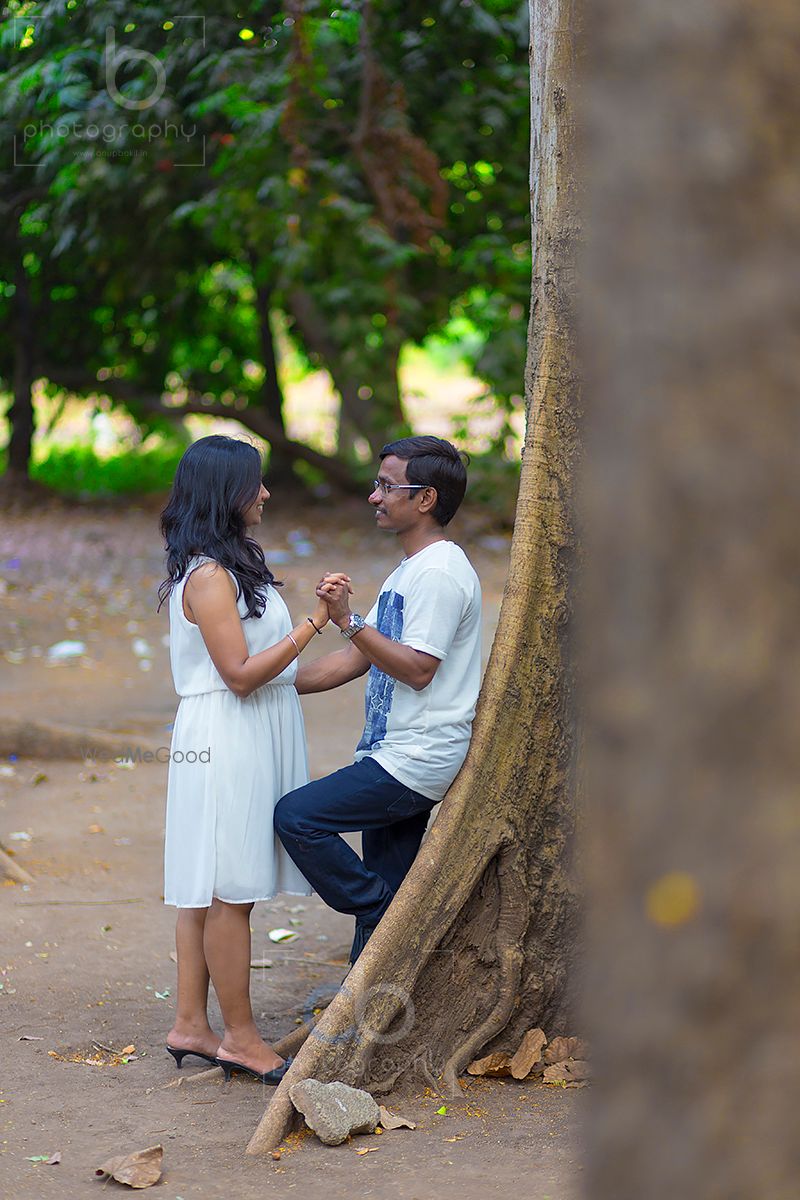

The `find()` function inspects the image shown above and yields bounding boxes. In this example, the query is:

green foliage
[29,439,185,497]
[0,0,530,485]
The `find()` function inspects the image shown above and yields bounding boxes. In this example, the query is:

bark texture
[247,0,580,1155]
[582,1,800,1196]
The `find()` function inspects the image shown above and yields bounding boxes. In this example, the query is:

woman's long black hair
[158,435,278,619]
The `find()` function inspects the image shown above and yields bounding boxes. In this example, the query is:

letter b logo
[105,27,166,111]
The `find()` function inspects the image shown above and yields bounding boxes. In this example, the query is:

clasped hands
[315,572,354,629]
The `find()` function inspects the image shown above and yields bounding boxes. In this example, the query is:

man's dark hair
[380,435,468,527]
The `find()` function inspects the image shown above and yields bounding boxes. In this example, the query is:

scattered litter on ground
[46,640,86,661]
[378,1106,416,1131]
[95,1144,163,1189]
[25,1151,61,1165]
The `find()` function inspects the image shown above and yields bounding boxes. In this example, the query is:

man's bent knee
[274,792,298,838]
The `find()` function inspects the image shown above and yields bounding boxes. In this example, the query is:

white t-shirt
[353,540,482,802]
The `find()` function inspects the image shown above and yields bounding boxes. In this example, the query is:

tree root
[0,719,158,762]
[440,847,528,1092]
[247,837,510,1154]
[273,1011,325,1060]
[0,847,34,885]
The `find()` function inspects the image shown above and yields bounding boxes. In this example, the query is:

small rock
[289,1079,380,1146]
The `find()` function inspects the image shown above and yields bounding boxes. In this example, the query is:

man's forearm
[346,624,438,691]
[295,645,370,694]
[318,579,439,691]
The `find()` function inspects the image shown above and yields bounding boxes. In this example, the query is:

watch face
[342,613,364,638]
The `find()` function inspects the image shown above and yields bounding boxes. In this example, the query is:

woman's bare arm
[184,563,328,699]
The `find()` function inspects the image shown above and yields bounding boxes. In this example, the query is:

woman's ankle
[219,1027,276,1056]
[169,1016,217,1040]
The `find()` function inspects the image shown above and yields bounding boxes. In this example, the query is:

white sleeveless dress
[164,556,311,907]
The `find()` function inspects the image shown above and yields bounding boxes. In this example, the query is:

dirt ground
[0,497,584,1200]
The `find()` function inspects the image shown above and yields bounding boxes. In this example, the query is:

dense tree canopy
[1,0,531,487]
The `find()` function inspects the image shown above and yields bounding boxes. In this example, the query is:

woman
[157,435,341,1083]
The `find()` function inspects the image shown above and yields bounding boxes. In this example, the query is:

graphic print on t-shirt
[356,589,404,753]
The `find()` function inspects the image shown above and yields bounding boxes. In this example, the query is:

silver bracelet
[286,633,300,657]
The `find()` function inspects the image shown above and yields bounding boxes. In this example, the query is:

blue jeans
[274,757,435,962]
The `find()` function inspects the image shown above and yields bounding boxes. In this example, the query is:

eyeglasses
[371,479,432,496]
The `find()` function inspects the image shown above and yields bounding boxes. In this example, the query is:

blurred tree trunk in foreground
[582,0,800,1196]
[247,0,581,1155]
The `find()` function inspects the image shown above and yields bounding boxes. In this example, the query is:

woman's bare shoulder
[184,560,236,597]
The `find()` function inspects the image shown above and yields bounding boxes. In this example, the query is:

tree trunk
[250,264,295,487]
[5,252,35,483]
[254,284,286,439]
[334,334,407,461]
[247,0,580,1155]
[247,253,303,487]
[288,288,406,459]
[582,0,800,1196]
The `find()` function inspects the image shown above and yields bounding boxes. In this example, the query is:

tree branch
[36,368,362,492]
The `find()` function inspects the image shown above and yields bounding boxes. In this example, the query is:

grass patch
[24,440,186,497]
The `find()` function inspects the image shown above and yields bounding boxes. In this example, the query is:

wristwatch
[340,613,366,640]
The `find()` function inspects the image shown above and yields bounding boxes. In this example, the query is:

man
[274,435,482,964]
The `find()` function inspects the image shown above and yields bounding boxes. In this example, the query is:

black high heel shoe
[166,1045,219,1069]
[216,1054,293,1085]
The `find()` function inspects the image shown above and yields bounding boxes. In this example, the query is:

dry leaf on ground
[355,1147,379,1155]
[95,1144,163,1188]
[542,1059,591,1087]
[466,1052,512,1077]
[378,1106,416,1130]
[510,1028,548,1079]
[543,1036,588,1064]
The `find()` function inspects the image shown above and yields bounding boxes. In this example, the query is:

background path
[0,500,583,1199]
